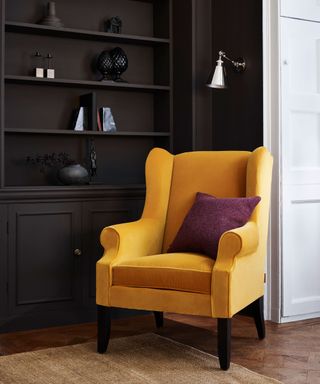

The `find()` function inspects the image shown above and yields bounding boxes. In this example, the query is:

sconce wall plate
[233,57,246,73]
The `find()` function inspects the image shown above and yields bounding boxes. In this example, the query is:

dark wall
[172,0,213,153]
[212,0,263,151]
[172,0,194,153]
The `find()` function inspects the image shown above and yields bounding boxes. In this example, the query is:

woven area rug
[0,333,282,384]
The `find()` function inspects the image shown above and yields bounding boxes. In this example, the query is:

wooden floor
[1,313,320,383]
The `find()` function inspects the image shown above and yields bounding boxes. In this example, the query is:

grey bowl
[58,164,89,185]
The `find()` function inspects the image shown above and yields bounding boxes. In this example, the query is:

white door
[281,0,320,23]
[281,17,320,317]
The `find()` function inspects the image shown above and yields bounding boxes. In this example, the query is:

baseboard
[0,307,149,333]
[280,311,320,323]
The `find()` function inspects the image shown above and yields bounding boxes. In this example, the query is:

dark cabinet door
[81,199,144,305]
[1,197,144,332]
[7,202,82,322]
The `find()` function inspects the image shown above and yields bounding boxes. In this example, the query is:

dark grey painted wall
[173,0,263,153]
[173,0,213,153]
[211,0,263,151]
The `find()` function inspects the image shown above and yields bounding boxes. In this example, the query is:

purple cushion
[168,192,261,259]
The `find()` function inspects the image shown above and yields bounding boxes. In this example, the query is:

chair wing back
[246,147,273,257]
[141,147,174,224]
[162,151,251,252]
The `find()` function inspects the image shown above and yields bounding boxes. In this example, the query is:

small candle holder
[46,53,55,78]
[34,51,44,78]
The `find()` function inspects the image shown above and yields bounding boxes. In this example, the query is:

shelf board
[1,184,145,192]
[5,21,170,46]
[0,184,146,200]
[5,128,171,137]
[5,75,170,92]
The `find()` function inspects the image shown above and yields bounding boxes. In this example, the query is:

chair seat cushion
[112,253,214,294]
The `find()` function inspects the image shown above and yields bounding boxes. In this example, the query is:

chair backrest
[162,151,251,252]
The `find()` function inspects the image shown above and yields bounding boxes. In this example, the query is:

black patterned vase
[110,47,128,82]
[96,50,114,81]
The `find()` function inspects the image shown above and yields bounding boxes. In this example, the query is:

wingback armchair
[96,147,273,370]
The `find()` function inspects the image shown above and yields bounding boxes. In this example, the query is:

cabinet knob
[74,248,82,256]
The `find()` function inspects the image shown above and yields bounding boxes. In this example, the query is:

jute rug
[0,333,282,383]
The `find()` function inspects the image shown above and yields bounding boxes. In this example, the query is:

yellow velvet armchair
[96,147,273,370]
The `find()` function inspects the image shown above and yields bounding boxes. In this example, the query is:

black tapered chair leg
[97,305,111,353]
[153,311,164,328]
[217,318,231,371]
[252,296,265,340]
[238,296,266,340]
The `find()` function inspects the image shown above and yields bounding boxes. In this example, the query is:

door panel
[16,212,74,304]
[283,191,320,315]
[82,199,144,303]
[281,17,320,316]
[281,0,320,23]
[8,202,81,314]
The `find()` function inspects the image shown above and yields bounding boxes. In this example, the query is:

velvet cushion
[167,192,261,259]
[113,253,214,294]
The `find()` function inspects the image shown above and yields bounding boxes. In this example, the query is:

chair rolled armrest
[96,218,164,306]
[214,221,259,272]
[99,218,164,266]
[211,221,260,317]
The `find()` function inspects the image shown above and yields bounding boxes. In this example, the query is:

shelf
[0,184,146,201]
[5,75,170,93]
[5,128,171,137]
[5,21,170,46]
[2,184,145,190]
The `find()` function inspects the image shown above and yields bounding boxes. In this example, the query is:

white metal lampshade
[206,58,227,89]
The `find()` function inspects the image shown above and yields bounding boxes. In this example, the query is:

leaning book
[74,107,85,131]
[100,107,117,132]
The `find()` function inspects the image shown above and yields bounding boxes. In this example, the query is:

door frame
[263,0,320,323]
[263,0,282,322]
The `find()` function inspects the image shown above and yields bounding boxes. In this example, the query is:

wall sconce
[206,51,246,89]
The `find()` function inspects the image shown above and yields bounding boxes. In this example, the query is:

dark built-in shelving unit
[2,0,172,188]
[0,0,173,332]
